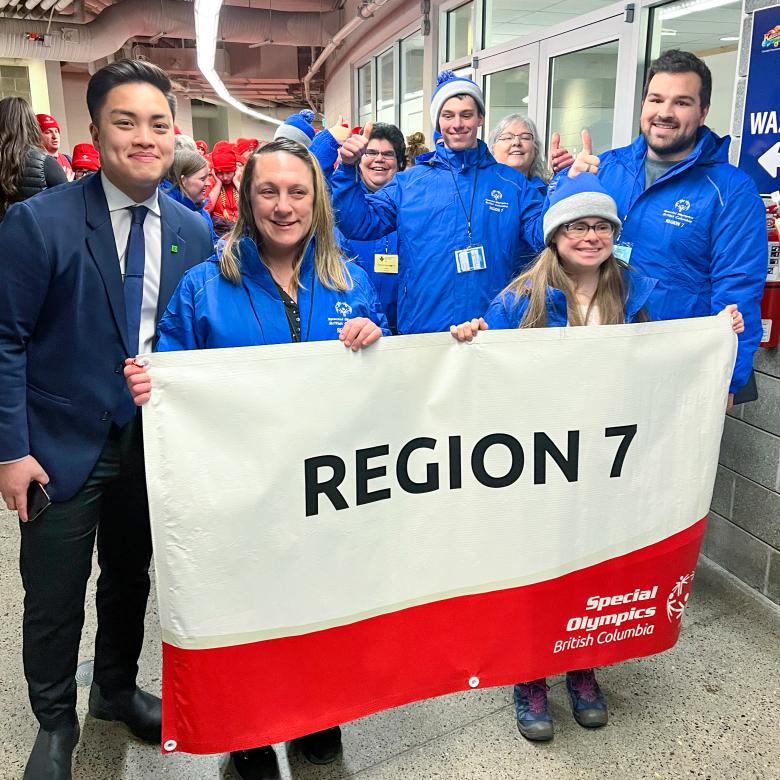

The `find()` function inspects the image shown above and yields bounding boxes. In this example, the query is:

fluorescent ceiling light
[194,0,283,125]
[659,0,739,22]
[661,28,678,35]
[719,36,739,41]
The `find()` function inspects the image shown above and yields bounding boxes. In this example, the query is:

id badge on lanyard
[449,149,487,274]
[455,245,487,273]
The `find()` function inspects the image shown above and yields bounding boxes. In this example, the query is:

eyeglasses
[561,221,615,238]
[496,132,534,144]
[364,149,397,160]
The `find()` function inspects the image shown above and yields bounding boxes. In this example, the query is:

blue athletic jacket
[331,140,544,334]
[157,235,390,351]
[551,128,765,393]
[484,271,658,329]
[337,180,401,333]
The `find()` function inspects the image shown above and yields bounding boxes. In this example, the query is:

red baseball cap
[72,143,100,171]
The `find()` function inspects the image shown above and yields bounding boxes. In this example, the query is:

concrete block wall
[704,345,780,604]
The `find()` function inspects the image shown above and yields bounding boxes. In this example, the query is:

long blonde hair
[502,245,646,327]
[220,138,350,291]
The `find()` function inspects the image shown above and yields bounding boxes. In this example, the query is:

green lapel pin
[170,244,178,253]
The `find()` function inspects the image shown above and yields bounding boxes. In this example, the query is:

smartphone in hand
[27,481,51,522]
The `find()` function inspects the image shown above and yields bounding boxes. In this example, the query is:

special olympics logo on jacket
[666,571,695,621]
[674,199,691,213]
[491,189,503,201]
[335,301,352,317]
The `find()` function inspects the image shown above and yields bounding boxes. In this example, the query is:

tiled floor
[1,503,778,779]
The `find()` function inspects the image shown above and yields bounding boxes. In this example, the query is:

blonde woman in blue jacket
[452,173,743,742]
[124,137,387,779]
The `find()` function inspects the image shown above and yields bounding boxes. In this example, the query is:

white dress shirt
[101,172,162,356]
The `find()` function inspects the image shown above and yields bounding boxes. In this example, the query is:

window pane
[648,0,741,136]
[358,63,373,125]
[401,31,425,135]
[447,2,474,62]
[484,0,616,50]
[484,64,531,134]
[400,97,424,136]
[376,48,396,124]
[401,31,424,100]
[547,41,619,155]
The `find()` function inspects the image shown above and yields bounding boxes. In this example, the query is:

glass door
[538,14,637,155]
[474,43,540,138]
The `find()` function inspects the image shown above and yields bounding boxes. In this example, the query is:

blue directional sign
[738,6,780,195]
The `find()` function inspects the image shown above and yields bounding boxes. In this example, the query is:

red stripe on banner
[161,517,706,754]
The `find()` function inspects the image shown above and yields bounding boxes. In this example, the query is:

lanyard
[446,145,483,245]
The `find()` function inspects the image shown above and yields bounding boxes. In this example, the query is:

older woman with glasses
[489,115,547,182]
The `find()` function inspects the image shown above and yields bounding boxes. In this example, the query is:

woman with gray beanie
[451,172,744,742]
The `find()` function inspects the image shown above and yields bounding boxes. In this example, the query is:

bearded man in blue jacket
[564,49,766,406]
[332,71,544,334]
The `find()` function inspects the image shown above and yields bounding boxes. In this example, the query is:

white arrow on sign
[758,142,780,177]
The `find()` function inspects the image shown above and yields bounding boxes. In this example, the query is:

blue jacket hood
[424,139,497,172]
[622,126,730,175]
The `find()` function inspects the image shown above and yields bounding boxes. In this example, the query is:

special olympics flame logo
[674,199,691,213]
[666,571,695,621]
[334,301,352,317]
[491,189,503,201]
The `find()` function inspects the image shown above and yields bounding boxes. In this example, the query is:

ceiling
[0,0,346,109]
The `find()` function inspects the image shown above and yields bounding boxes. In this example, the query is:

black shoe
[23,722,80,780]
[88,683,161,744]
[295,726,343,765]
[228,746,280,779]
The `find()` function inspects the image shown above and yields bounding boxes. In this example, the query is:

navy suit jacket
[0,173,213,501]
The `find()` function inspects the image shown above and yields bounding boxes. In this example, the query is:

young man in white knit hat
[331,70,545,335]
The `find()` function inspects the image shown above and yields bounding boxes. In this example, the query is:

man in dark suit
[0,60,213,780]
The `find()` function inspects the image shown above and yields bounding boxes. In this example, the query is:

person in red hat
[207,140,240,236]
[234,137,259,166]
[71,142,101,179]
[195,139,209,158]
[35,113,74,181]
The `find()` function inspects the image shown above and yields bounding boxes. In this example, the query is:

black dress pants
[19,416,153,730]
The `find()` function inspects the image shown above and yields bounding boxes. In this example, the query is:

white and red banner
[142,316,736,755]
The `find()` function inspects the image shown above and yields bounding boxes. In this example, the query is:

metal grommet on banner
[468,676,480,688]
[163,739,177,752]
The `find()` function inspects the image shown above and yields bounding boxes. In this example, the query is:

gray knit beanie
[543,172,621,245]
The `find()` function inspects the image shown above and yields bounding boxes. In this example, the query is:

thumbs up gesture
[328,116,352,144]
[568,129,601,178]
[339,121,374,166]
[548,131,575,174]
